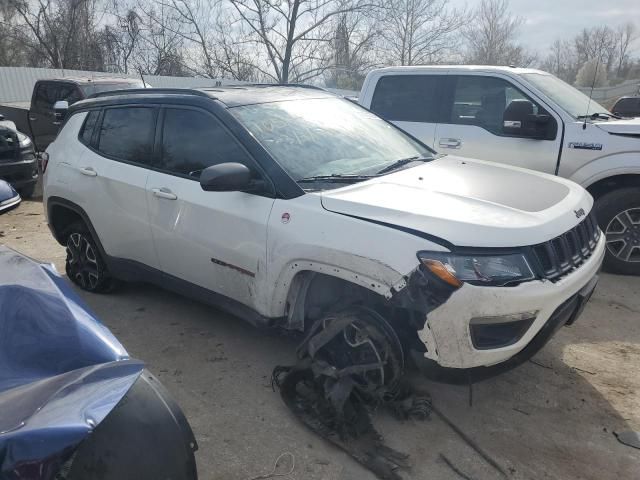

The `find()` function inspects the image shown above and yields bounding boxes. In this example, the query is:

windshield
[521,72,609,119]
[81,82,145,97]
[231,97,433,182]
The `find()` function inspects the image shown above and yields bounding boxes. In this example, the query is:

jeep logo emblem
[574,208,585,219]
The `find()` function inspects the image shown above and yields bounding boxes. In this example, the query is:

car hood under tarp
[0,246,143,478]
[320,156,592,248]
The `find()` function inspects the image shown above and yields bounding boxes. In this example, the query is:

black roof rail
[198,83,328,92]
[89,88,212,99]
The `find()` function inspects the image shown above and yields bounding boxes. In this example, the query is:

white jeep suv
[43,86,604,383]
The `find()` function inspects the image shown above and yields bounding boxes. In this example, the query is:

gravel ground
[2,198,639,480]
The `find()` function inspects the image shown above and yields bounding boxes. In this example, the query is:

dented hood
[594,117,640,135]
[320,156,593,248]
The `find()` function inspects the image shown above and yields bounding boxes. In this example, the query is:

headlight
[417,251,535,287]
[17,132,32,148]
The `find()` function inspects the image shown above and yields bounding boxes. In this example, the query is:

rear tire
[64,222,116,292]
[595,188,640,275]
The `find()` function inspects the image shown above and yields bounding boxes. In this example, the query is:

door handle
[438,138,462,149]
[28,116,37,122]
[152,187,177,200]
[79,167,97,177]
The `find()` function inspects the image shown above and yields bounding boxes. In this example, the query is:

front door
[146,107,274,310]
[435,75,563,174]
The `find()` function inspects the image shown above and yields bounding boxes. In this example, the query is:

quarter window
[370,75,441,122]
[34,83,59,110]
[80,110,99,146]
[158,108,251,178]
[57,84,83,105]
[97,107,155,164]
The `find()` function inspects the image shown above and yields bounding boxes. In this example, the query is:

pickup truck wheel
[595,188,640,275]
[64,223,116,292]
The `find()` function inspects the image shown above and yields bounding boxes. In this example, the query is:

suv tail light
[40,152,49,173]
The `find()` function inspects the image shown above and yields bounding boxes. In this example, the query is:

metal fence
[0,67,245,103]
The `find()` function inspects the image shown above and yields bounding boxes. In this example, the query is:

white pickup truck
[359,66,640,275]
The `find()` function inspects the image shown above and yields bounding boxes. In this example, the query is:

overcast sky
[450,0,640,54]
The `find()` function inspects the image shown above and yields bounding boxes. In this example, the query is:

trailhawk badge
[568,142,603,151]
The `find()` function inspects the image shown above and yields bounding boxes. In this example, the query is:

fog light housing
[469,311,538,350]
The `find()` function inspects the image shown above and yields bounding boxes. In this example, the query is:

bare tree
[540,39,577,83]
[615,22,637,78]
[229,0,376,84]
[574,26,617,73]
[462,0,535,66]
[381,0,464,66]
[5,0,106,69]
[575,58,608,88]
[324,11,379,89]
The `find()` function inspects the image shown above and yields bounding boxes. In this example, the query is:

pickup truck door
[146,107,274,311]
[367,74,446,149]
[29,82,82,151]
[434,75,563,174]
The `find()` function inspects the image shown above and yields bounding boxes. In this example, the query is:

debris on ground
[272,307,432,480]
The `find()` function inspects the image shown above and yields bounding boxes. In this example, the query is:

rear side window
[370,75,441,123]
[158,108,251,178]
[80,110,99,146]
[58,84,83,104]
[33,82,59,110]
[97,107,156,165]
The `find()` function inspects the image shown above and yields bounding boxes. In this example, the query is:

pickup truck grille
[0,130,18,162]
[530,211,600,281]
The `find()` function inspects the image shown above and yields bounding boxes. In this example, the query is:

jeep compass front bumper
[413,233,605,381]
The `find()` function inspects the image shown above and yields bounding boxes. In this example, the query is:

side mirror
[0,114,4,121]
[200,162,252,192]
[53,101,69,125]
[503,99,551,139]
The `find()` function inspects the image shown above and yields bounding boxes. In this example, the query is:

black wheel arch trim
[47,196,110,262]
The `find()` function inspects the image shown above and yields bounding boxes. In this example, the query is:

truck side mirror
[53,101,69,125]
[503,100,550,139]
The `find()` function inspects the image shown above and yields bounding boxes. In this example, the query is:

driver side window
[448,76,548,137]
[157,108,252,179]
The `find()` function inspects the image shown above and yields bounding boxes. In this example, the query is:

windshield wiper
[576,112,622,120]
[297,174,375,184]
[376,155,432,175]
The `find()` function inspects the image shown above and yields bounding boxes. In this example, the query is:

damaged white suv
[43,86,604,384]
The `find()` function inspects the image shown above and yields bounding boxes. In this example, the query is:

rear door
[70,105,160,269]
[435,75,563,173]
[368,74,446,148]
[146,106,274,310]
[29,81,59,151]
[29,81,82,151]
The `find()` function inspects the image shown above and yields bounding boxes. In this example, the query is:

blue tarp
[0,246,144,478]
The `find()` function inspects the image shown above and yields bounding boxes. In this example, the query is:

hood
[319,156,592,248]
[595,117,640,135]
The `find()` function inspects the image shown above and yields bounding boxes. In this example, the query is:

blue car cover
[0,246,144,479]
